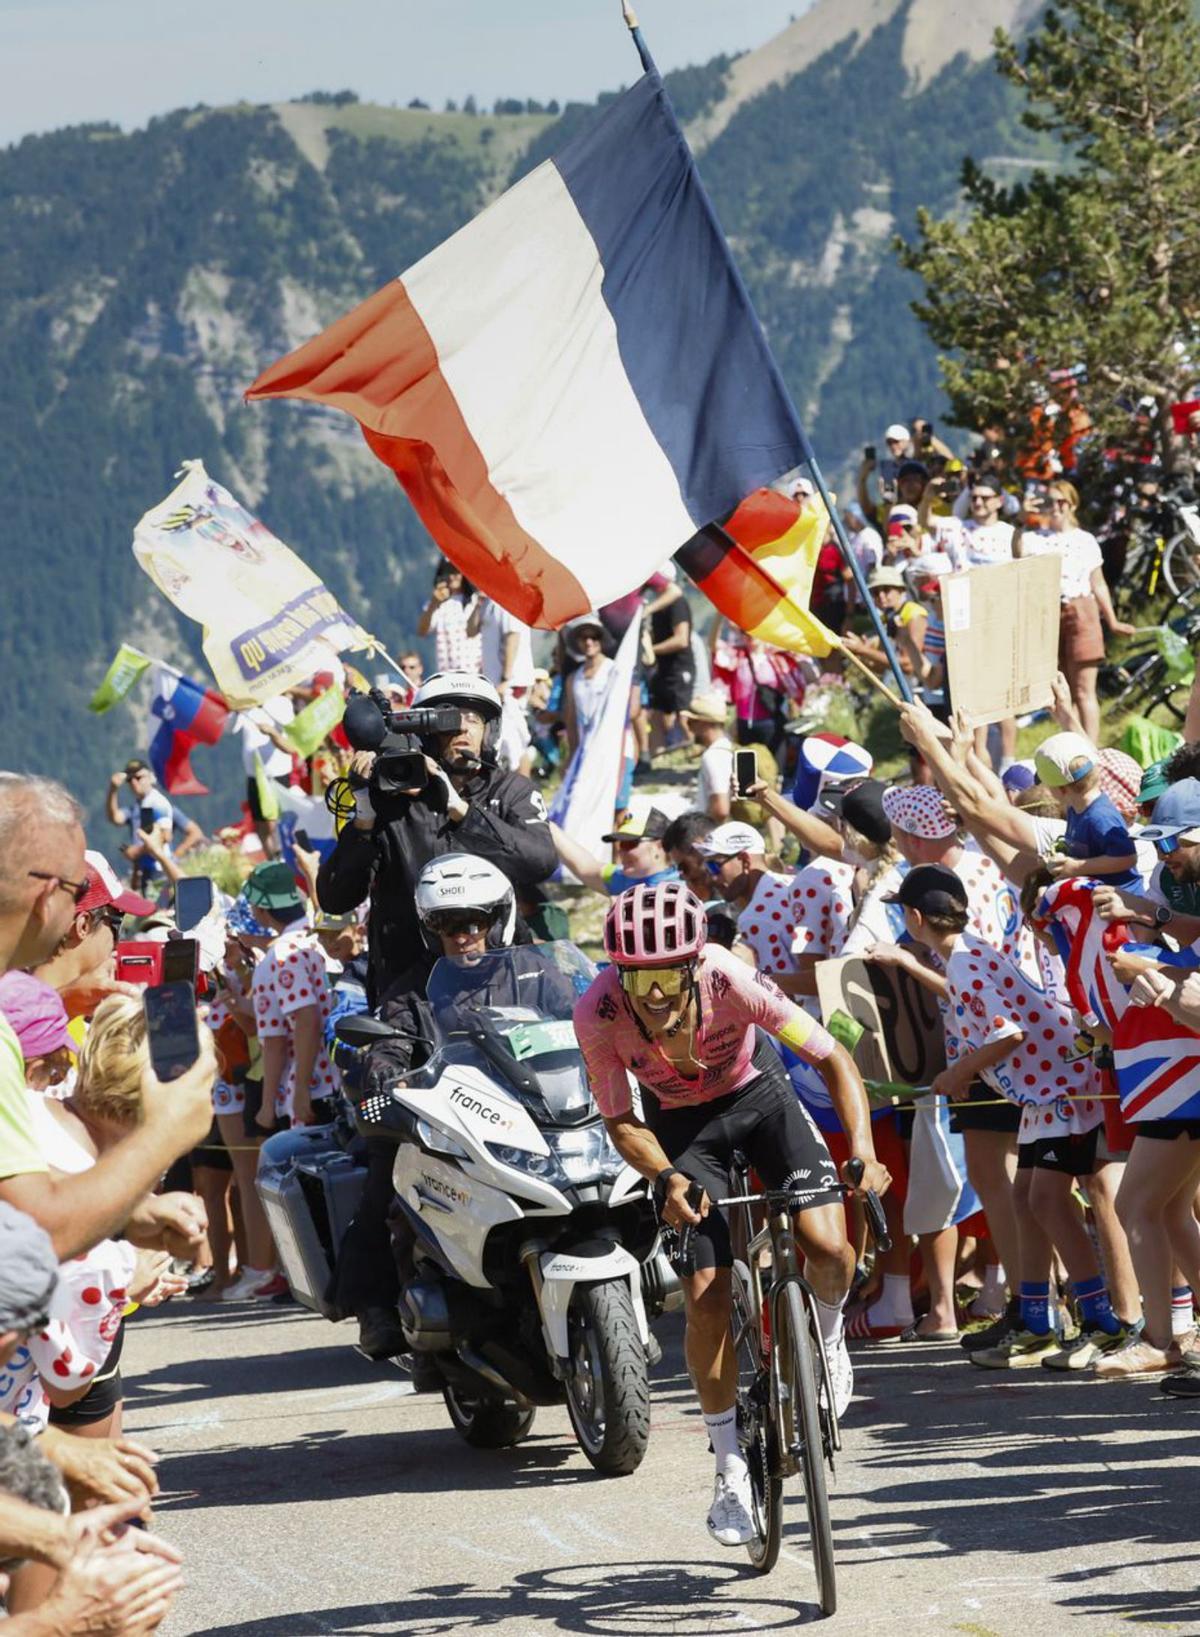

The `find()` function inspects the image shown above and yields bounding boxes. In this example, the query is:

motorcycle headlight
[485,1142,565,1181]
[545,1124,622,1185]
[416,1117,469,1160]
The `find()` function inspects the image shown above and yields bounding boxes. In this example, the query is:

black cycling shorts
[1134,1117,1200,1142]
[643,1039,842,1271]
[949,1079,1022,1136]
[1017,1127,1099,1178]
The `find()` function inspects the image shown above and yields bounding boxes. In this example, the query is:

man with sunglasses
[0,774,216,1264]
[574,881,888,1546]
[549,807,677,898]
[29,853,153,1021]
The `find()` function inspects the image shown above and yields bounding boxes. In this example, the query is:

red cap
[76,851,157,918]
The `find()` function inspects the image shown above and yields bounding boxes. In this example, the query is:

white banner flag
[132,460,366,708]
[549,618,639,856]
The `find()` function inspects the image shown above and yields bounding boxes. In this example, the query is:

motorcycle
[258,941,678,1476]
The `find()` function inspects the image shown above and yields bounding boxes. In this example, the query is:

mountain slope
[0,3,1046,830]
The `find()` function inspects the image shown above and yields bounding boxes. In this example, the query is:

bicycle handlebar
[667,1161,891,1277]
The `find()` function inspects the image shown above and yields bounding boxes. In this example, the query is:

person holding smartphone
[104,762,173,893]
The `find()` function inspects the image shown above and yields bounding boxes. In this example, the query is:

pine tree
[899,0,1200,464]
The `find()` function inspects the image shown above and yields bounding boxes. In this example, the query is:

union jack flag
[1037,879,1200,1120]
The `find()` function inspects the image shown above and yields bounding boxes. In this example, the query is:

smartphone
[160,937,199,987]
[138,805,158,833]
[734,749,758,798]
[293,828,312,853]
[174,876,213,933]
[143,981,201,1082]
[863,444,876,462]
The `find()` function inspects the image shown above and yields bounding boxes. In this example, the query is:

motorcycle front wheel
[564,1278,651,1476]
[442,1383,536,1449]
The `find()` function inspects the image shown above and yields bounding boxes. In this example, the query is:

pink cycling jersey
[574,941,835,1119]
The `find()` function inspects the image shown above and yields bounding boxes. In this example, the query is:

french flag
[247,70,805,628]
[148,668,228,796]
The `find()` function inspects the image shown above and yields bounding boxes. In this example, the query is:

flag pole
[618,6,912,706]
[835,637,904,709]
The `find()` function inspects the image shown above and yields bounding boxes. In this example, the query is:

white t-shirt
[696,735,734,815]
[570,658,614,736]
[960,518,1015,567]
[849,524,884,579]
[480,602,535,689]
[1020,528,1102,601]
[235,695,295,778]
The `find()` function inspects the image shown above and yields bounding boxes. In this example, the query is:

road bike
[669,1158,888,1612]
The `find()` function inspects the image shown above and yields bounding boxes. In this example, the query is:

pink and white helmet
[603,882,707,967]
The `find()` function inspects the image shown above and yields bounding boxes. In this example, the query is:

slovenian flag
[148,668,229,796]
[246,71,806,628]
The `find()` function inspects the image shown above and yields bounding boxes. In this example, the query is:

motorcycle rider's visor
[619,963,693,998]
[424,909,497,936]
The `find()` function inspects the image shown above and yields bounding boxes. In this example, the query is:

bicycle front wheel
[731,1261,781,1573]
[1163,530,1200,600]
[782,1283,836,1616]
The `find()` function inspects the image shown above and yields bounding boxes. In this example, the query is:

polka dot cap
[882,784,958,840]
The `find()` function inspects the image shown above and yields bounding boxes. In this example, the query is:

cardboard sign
[943,555,1062,728]
[816,956,946,1088]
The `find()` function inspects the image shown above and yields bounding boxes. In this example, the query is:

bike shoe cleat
[706,1469,756,1547]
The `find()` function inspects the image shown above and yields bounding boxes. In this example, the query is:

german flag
[674,487,836,657]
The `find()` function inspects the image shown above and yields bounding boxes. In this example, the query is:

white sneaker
[220,1267,272,1302]
[706,1468,755,1547]
[824,1337,854,1420]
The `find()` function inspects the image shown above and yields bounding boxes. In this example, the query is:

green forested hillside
[0,5,1045,833]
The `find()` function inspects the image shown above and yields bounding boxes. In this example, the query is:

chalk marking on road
[570,1515,626,1547]
[526,1513,574,1551]
[136,1406,225,1434]
[441,1534,523,1565]
[780,1548,816,1576]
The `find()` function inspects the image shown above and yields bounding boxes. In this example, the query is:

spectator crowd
[5,408,1200,1627]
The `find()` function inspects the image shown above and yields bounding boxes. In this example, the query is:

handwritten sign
[816,956,946,1088]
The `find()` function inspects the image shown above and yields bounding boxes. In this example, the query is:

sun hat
[0,973,72,1059]
[694,822,764,859]
[1096,747,1144,823]
[75,851,156,920]
[601,807,670,845]
[242,861,304,913]
[1034,731,1098,788]
[1140,778,1200,842]
[680,691,730,725]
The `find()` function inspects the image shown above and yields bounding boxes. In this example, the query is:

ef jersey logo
[997,885,1020,938]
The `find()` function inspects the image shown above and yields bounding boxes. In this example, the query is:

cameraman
[316,671,557,1004]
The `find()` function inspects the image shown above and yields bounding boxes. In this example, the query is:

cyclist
[574,880,889,1547]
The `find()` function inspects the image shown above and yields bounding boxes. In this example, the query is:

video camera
[343,688,463,797]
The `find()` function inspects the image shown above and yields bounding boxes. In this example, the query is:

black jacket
[316,765,556,1005]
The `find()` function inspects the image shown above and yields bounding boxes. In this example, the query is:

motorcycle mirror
[335,1015,408,1047]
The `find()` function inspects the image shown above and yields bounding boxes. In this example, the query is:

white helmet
[412,671,502,723]
[414,853,516,949]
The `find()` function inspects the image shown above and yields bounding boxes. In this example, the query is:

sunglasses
[28,870,89,905]
[426,910,494,936]
[614,837,644,852]
[704,856,734,877]
[619,964,692,998]
[1154,834,1200,856]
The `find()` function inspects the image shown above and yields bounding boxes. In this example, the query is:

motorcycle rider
[316,671,557,1007]
[333,855,524,1362]
[574,881,890,1547]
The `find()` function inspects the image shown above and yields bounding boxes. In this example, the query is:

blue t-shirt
[600,863,679,897]
[118,788,174,880]
[1064,794,1139,888]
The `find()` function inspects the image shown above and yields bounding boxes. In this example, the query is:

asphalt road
[123,1299,1200,1636]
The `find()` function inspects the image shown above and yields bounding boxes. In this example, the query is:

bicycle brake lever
[844,1158,892,1252]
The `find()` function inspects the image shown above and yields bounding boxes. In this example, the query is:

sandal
[898,1322,959,1343]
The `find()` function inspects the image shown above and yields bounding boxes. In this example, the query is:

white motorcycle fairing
[537,1243,649,1362]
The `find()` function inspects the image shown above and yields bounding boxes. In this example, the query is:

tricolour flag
[246,71,805,629]
[89,644,152,714]
[675,488,837,659]
[148,668,229,796]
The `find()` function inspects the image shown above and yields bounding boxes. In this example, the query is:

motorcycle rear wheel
[564,1278,651,1476]
[442,1384,536,1449]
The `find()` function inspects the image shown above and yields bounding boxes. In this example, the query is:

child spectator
[890,865,1132,1371]
[1036,732,1140,889]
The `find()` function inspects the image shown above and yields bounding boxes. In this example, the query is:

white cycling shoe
[706,1468,756,1547]
[824,1337,854,1420]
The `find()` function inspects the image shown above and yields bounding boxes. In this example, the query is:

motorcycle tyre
[564,1278,651,1477]
[442,1384,536,1450]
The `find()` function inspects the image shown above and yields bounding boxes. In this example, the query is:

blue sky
[0,0,808,147]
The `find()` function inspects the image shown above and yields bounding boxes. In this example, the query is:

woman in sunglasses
[573,880,889,1548]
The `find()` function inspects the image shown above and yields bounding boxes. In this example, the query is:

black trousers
[329,1142,400,1317]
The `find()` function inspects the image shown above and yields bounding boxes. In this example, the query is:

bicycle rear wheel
[782,1283,836,1616]
[731,1262,781,1573]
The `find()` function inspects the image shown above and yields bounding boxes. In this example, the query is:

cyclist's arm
[786,1029,879,1179]
[604,1111,706,1228]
